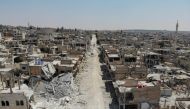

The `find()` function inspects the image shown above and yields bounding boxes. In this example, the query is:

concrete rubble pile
[45,73,78,99]
[42,62,56,79]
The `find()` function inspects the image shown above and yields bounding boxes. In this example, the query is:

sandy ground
[73,34,112,109]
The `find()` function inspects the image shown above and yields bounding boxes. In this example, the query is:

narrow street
[75,34,112,109]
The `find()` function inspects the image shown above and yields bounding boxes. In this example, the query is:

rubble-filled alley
[74,34,112,109]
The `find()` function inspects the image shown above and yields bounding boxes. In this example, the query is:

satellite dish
[141,102,150,109]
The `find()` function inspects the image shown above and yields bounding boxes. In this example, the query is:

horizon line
[1,23,190,32]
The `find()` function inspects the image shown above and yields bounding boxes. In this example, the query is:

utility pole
[1,74,4,89]
[124,89,126,109]
[9,73,13,94]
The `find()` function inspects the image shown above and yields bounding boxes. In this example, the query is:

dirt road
[75,34,111,109]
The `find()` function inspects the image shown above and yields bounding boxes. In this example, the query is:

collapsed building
[0,25,91,109]
[1,24,190,109]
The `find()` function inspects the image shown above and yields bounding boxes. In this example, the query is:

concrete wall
[55,65,73,74]
[0,93,29,109]
[160,88,172,96]
[133,86,161,103]
[29,66,42,76]
[0,32,2,40]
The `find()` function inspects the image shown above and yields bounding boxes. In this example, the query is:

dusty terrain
[73,34,112,109]
[29,34,114,109]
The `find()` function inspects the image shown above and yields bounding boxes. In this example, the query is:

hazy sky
[0,0,190,30]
